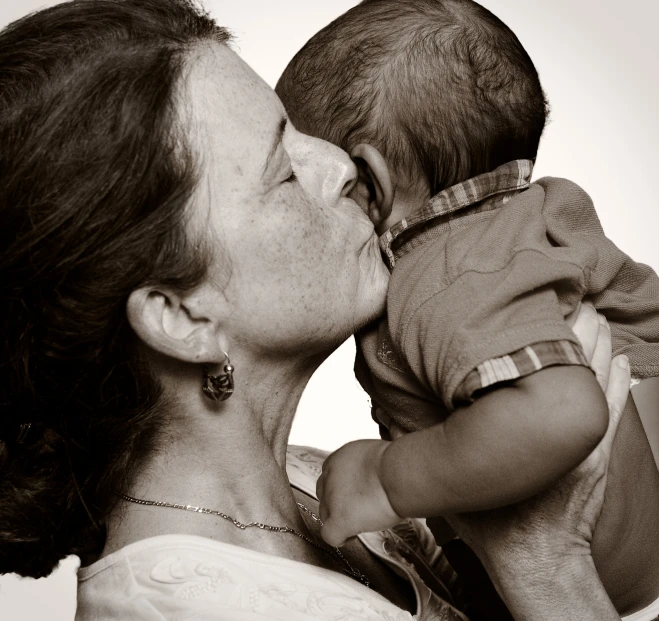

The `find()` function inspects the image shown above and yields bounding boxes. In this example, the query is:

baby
[277,0,659,616]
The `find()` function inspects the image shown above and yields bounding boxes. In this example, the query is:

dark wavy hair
[277,0,549,195]
[0,0,230,577]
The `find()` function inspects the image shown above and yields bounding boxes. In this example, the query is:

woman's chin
[356,236,389,323]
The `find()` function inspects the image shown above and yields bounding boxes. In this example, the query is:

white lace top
[76,446,467,620]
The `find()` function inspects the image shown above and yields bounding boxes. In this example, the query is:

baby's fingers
[317,476,352,547]
[316,471,327,504]
[320,514,350,548]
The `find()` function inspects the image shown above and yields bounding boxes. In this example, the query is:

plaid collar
[380,160,534,268]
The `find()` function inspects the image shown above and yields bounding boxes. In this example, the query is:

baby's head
[277,0,548,232]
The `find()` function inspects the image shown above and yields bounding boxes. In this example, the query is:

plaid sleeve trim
[454,340,589,404]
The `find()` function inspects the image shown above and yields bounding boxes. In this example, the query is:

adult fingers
[590,314,613,392]
[570,301,599,362]
[600,355,631,455]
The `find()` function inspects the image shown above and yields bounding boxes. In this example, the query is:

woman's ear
[126,285,227,364]
[349,143,395,228]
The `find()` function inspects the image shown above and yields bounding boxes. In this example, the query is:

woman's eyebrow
[262,116,288,179]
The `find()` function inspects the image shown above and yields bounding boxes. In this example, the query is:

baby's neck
[379,183,429,234]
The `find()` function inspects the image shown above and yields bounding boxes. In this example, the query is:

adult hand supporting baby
[444,302,628,621]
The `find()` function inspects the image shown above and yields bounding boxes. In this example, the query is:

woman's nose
[339,158,358,198]
[322,143,358,206]
[290,131,358,207]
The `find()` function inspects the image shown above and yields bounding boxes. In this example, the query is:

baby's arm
[379,365,608,517]
[317,364,608,546]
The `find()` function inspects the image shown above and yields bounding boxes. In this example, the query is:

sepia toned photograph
[1,1,658,619]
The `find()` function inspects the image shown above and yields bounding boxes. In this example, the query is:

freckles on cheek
[260,192,347,301]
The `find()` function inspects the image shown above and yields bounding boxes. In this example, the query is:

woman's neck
[102,351,324,558]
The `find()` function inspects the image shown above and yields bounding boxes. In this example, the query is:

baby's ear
[349,144,394,228]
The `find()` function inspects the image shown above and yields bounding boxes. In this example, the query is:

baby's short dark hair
[277,0,548,195]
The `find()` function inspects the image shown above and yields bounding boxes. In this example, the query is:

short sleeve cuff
[454,340,589,404]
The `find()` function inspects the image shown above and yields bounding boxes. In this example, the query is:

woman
[0,1,627,619]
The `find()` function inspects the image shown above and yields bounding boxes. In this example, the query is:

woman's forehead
[183,43,283,161]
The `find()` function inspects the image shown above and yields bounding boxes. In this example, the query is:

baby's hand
[316,439,403,547]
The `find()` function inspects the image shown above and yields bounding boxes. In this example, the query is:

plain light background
[0,1,657,619]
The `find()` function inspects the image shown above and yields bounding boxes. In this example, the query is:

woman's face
[184,44,389,355]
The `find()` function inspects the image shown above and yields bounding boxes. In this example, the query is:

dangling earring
[202,353,235,402]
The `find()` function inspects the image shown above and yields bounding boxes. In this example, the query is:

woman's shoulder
[76,448,458,621]
[76,532,415,621]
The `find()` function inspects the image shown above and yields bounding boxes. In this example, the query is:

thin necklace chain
[115,491,370,587]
